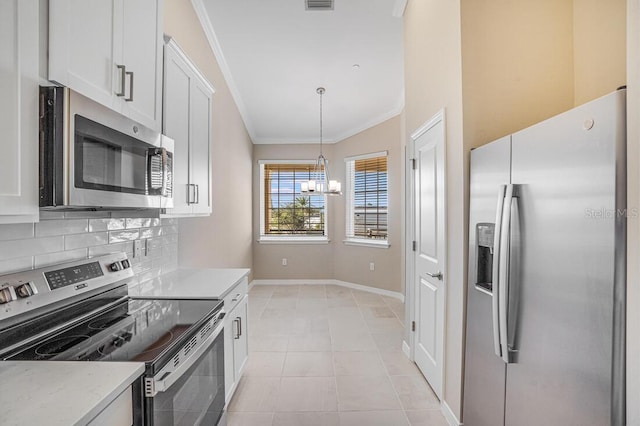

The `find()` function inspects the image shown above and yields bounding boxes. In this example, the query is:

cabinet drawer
[223,276,248,313]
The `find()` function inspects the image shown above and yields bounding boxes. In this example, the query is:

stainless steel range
[0,253,226,426]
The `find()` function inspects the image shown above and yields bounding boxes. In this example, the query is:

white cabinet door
[162,46,192,215]
[0,0,39,223]
[189,80,212,215]
[120,0,163,131]
[49,0,162,131]
[162,38,214,218]
[49,0,122,111]
[233,295,249,380]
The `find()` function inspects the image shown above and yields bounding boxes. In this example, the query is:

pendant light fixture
[301,87,342,195]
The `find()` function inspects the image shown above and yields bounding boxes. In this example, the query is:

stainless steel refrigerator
[463,89,626,426]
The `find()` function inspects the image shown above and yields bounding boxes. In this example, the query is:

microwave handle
[161,149,170,197]
[147,148,170,196]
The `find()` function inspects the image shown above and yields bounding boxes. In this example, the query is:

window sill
[343,239,390,249]
[258,236,330,245]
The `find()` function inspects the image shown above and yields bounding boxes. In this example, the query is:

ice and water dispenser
[475,223,494,293]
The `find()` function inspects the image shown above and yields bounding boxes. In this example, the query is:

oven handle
[146,315,224,397]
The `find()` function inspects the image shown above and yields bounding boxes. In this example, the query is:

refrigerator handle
[491,185,507,359]
[499,184,516,364]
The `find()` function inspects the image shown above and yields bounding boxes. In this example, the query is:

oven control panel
[0,252,134,322]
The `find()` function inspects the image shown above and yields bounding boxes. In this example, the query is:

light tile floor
[228,284,448,426]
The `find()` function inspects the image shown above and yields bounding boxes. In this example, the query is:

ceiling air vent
[306,0,334,11]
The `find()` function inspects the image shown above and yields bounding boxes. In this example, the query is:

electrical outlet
[133,240,142,258]
[282,258,288,266]
[369,262,375,271]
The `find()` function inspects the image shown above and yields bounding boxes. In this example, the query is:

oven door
[145,325,226,426]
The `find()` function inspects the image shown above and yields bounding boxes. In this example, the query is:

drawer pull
[231,293,241,302]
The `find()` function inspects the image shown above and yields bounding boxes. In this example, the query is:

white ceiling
[194,0,405,144]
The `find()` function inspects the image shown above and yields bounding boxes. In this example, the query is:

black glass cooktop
[6,297,223,370]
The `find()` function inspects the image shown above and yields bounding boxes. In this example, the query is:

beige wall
[574,0,627,105]
[626,0,639,424]
[461,0,575,149]
[332,117,402,292]
[164,0,254,272]
[252,144,336,280]
[252,118,403,293]
[403,0,466,419]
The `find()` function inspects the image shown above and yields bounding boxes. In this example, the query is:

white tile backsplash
[0,223,34,241]
[0,256,34,275]
[0,214,178,278]
[88,218,126,232]
[108,230,140,244]
[34,248,89,268]
[35,219,89,237]
[0,236,64,260]
[64,232,109,250]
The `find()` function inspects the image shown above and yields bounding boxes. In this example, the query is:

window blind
[260,163,326,236]
[345,153,388,241]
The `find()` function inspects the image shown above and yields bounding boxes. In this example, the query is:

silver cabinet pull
[231,293,241,302]
[426,271,443,280]
[233,318,241,339]
[125,71,134,102]
[116,65,126,96]
[195,184,199,204]
[238,316,242,337]
[187,183,196,204]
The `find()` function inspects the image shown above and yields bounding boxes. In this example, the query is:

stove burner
[88,315,129,330]
[35,335,91,357]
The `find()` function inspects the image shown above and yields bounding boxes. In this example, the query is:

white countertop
[0,361,144,426]
[129,268,250,300]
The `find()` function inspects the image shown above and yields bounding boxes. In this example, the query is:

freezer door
[463,136,511,426]
[505,90,626,426]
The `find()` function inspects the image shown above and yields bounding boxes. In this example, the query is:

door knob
[427,271,443,280]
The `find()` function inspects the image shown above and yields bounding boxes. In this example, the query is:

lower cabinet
[88,386,133,426]
[224,282,249,403]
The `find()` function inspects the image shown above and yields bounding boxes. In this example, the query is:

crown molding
[190,0,257,141]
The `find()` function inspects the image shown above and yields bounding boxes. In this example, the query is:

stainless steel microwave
[39,86,174,210]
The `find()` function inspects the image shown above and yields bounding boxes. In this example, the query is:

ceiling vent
[306,0,334,11]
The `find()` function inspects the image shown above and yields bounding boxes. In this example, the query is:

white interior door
[411,111,446,399]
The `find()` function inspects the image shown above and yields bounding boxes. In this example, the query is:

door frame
[405,109,448,393]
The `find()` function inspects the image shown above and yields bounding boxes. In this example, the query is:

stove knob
[15,282,38,298]
[109,262,122,272]
[121,259,131,269]
[0,286,17,304]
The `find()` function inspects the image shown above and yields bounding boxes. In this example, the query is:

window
[259,161,328,242]
[345,151,389,247]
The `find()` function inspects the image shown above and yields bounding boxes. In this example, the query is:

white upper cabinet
[0,0,39,223]
[49,0,163,131]
[119,0,163,129]
[162,37,214,217]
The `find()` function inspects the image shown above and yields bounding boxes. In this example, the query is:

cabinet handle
[187,184,196,204]
[231,293,241,302]
[237,316,242,337]
[125,71,134,102]
[116,65,126,97]
[233,318,241,339]
[195,184,199,204]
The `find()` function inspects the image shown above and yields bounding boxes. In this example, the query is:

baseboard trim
[402,340,411,359]
[441,400,463,426]
[250,279,404,302]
